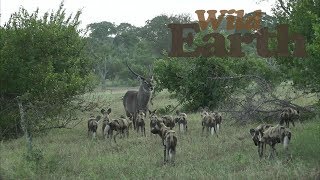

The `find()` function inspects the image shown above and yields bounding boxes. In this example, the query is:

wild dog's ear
[96,115,101,121]
[296,110,300,114]
[176,110,180,115]
[101,109,105,114]
[250,129,256,136]
[107,108,112,114]
[286,131,292,140]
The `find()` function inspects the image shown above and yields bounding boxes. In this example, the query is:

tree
[153,24,282,111]
[0,3,95,139]
[266,0,320,95]
[140,14,193,57]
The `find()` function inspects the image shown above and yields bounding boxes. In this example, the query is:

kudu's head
[126,61,155,92]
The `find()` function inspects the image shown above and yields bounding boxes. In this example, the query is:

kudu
[123,61,154,130]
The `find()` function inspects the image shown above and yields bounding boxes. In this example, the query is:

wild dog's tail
[167,131,177,148]
[104,124,110,139]
[167,132,177,162]
[283,136,289,149]
[283,130,291,150]
[179,123,184,132]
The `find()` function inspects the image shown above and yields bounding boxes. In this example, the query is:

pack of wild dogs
[88,63,300,164]
[88,105,300,164]
[88,107,191,164]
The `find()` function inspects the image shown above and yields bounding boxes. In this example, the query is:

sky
[1,0,276,28]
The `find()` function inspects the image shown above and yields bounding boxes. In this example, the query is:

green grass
[1,88,319,179]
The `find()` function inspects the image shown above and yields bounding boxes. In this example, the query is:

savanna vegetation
[0,0,319,179]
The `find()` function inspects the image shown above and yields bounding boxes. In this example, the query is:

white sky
[1,0,276,28]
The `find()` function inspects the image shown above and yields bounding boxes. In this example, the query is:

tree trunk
[17,98,32,152]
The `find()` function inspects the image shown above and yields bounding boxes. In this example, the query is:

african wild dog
[108,116,133,143]
[150,119,177,164]
[176,112,188,133]
[101,108,112,139]
[211,112,222,132]
[249,124,274,158]
[149,109,158,136]
[88,115,101,139]
[161,115,175,130]
[201,112,218,137]
[250,124,292,159]
[136,110,146,136]
[280,107,300,128]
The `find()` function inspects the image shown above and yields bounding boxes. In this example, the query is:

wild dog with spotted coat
[108,116,133,143]
[149,109,158,136]
[211,112,222,132]
[176,112,188,133]
[250,124,274,158]
[280,107,300,128]
[100,108,112,139]
[250,124,292,159]
[136,110,146,136]
[88,115,101,139]
[150,119,177,164]
[161,115,175,130]
[201,112,218,137]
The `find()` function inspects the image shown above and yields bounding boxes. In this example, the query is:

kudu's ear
[107,108,112,114]
[137,76,146,82]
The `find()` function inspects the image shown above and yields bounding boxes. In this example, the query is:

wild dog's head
[101,108,112,122]
[149,109,158,126]
[150,119,165,135]
[148,109,157,117]
[249,128,261,146]
[200,109,209,119]
[178,113,187,124]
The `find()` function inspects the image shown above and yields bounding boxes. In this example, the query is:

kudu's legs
[163,146,167,163]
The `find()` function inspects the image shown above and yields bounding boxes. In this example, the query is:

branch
[278,0,291,16]
[209,74,272,91]
[37,125,72,132]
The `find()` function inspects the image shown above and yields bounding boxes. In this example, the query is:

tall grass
[0,88,319,179]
